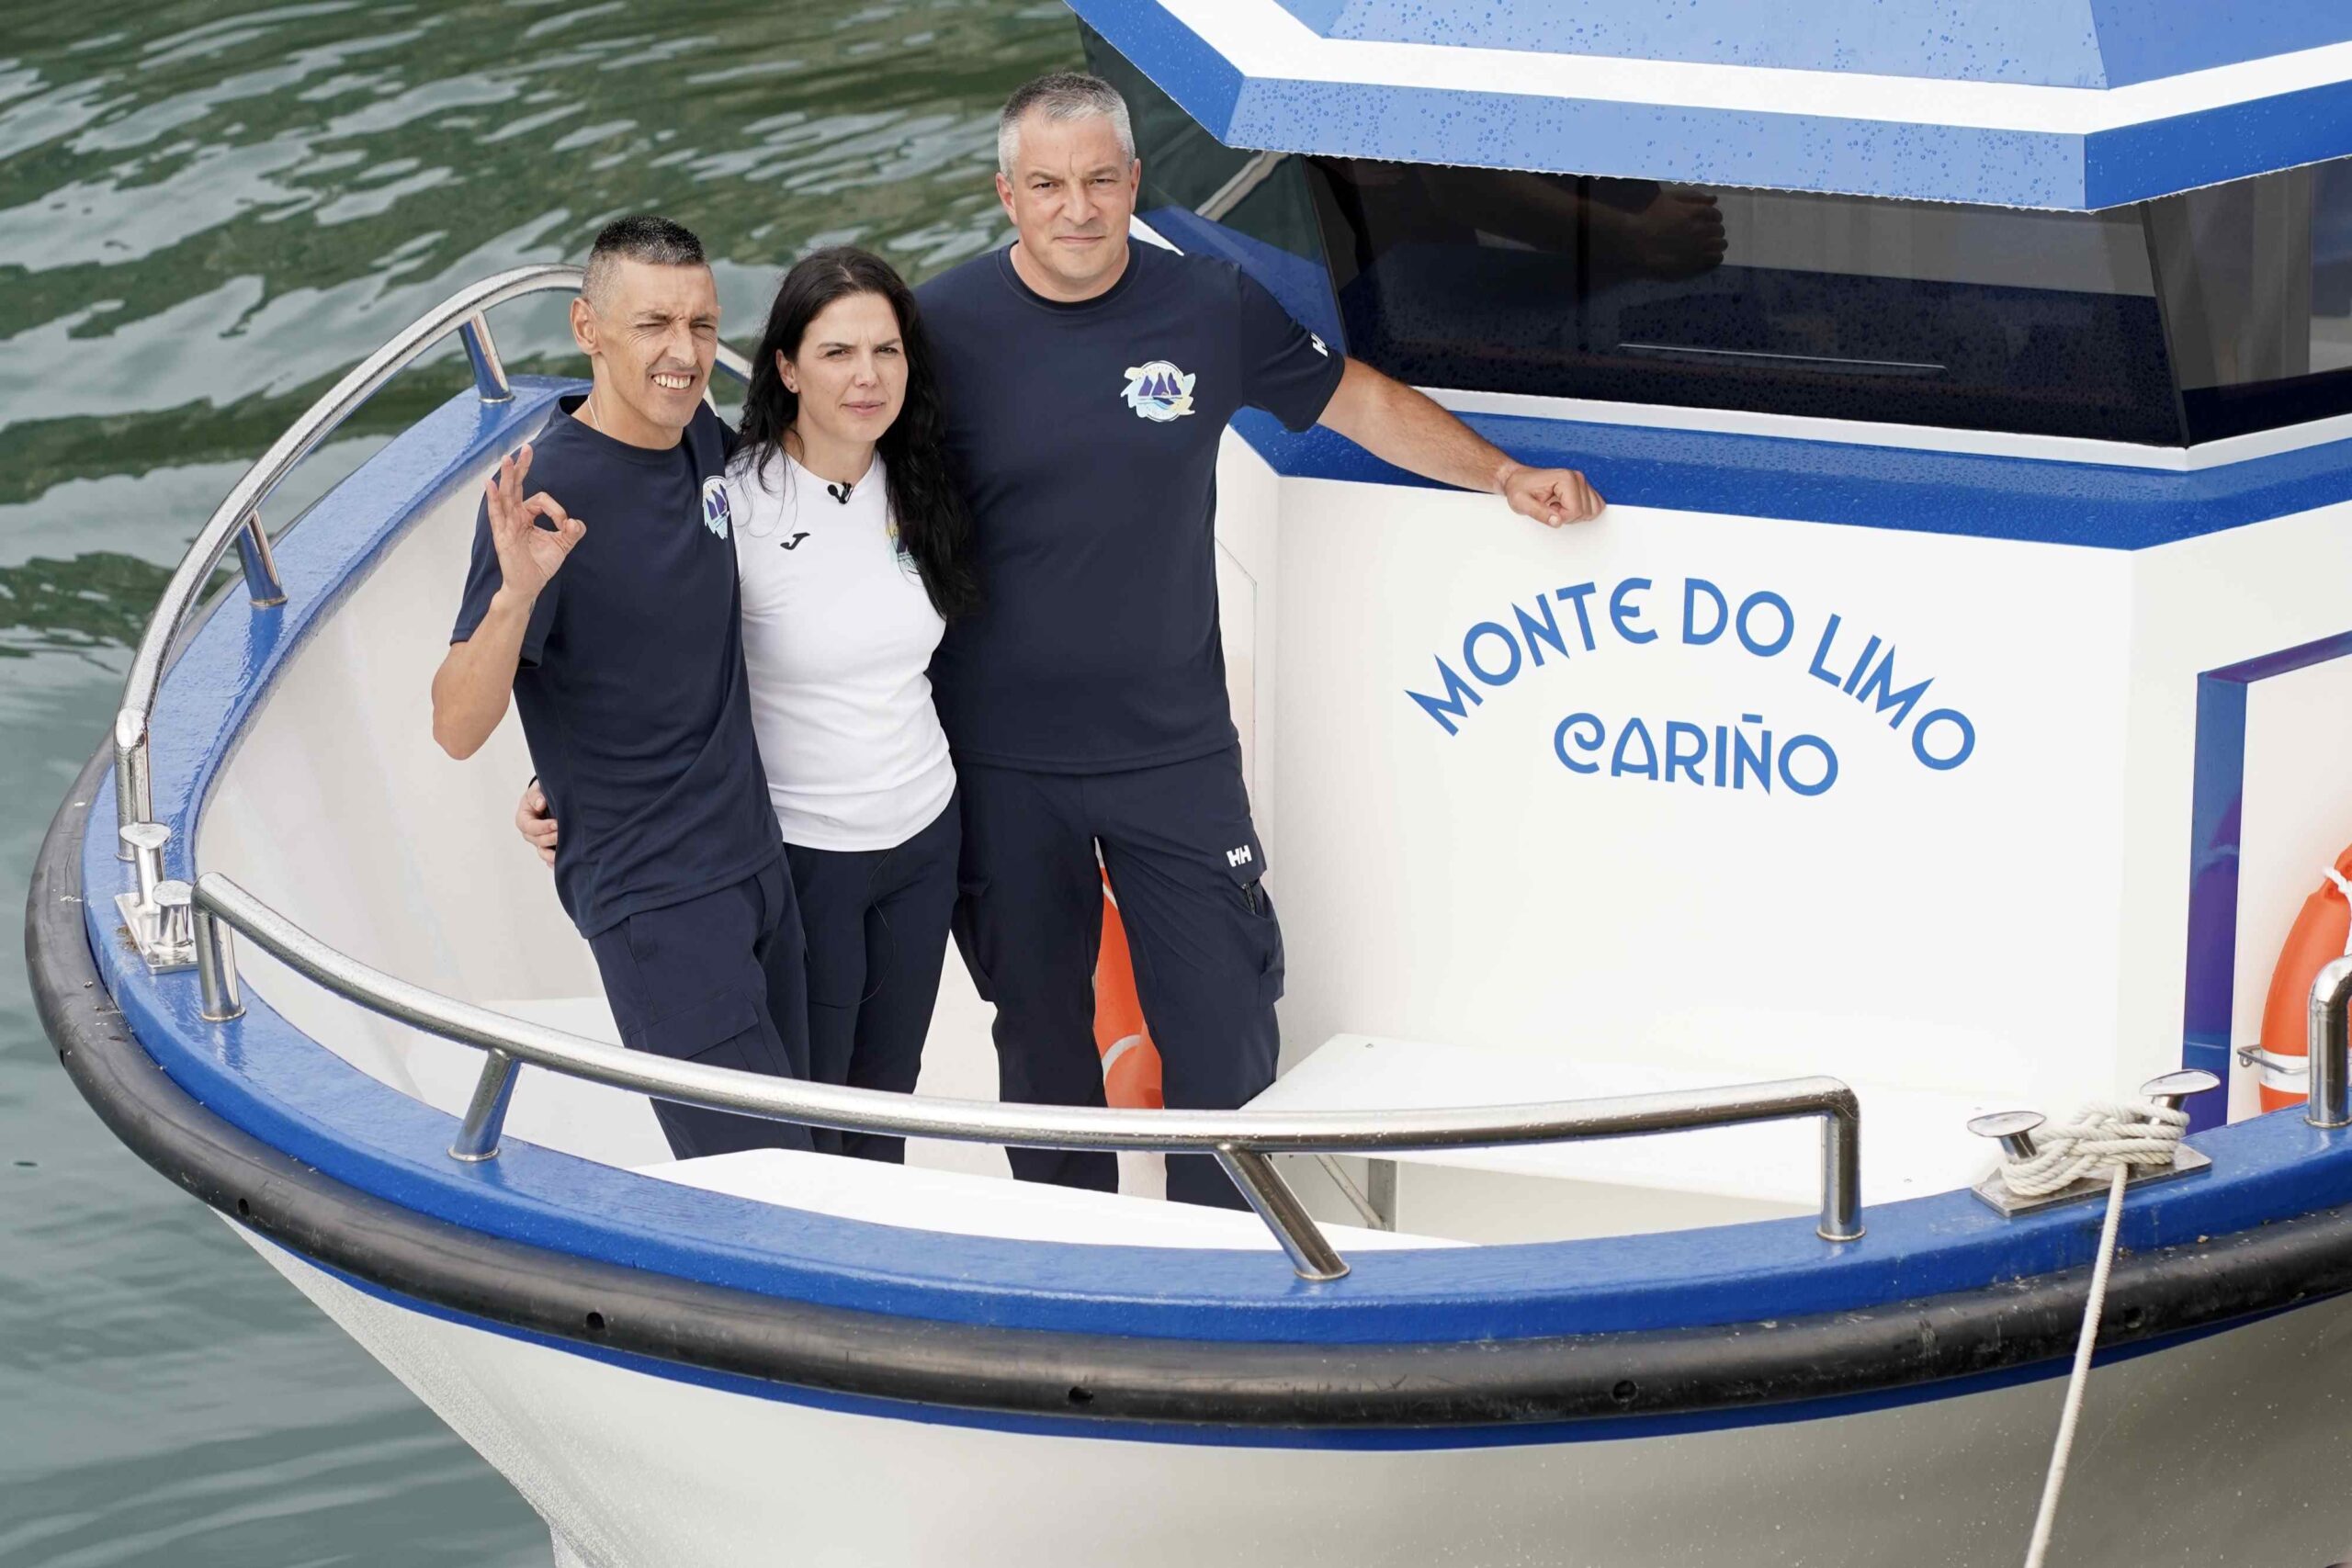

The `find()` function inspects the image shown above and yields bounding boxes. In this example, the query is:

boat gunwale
[38,734,2352,1434]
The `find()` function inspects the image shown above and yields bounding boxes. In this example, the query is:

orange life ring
[2255,845,2352,1111]
[1094,871,1164,1110]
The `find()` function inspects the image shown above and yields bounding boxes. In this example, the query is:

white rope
[1999,1100,2188,1568]
[1997,1101,2187,1198]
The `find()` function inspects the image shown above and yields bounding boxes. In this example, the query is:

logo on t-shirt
[888,516,920,576]
[1121,360,1195,423]
[699,476,732,540]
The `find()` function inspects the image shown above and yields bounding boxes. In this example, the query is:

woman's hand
[516,779,560,866]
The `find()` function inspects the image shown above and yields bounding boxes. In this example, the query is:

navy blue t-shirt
[450,396,778,937]
[917,242,1344,772]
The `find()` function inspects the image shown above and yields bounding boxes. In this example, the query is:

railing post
[1817,1100,1864,1242]
[113,708,151,858]
[235,512,285,608]
[119,821,167,913]
[193,907,243,1021]
[2307,957,2352,1130]
[449,1050,520,1162]
[458,311,513,403]
[1366,1158,1397,1232]
[152,879,196,955]
[1216,1146,1349,1280]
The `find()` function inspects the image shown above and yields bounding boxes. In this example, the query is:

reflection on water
[0,1,1077,1561]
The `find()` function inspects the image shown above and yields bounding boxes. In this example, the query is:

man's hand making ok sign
[432,442,588,759]
[484,443,585,604]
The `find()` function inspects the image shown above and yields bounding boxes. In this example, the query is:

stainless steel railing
[187,873,1866,1278]
[107,267,1867,1281]
[108,263,754,850]
[2310,957,2352,1130]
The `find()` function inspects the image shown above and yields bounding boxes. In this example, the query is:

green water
[0,3,1076,1560]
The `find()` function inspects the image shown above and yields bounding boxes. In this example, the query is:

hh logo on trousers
[1226,845,1253,868]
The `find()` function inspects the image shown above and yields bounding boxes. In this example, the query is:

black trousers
[785,794,961,1163]
[952,748,1283,1209]
[585,859,814,1160]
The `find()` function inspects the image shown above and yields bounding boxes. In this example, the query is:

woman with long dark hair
[522,246,978,1161]
[728,246,975,1161]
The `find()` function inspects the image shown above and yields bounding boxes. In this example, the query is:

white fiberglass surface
[1261,478,2352,1156]
[250,1233,2352,1568]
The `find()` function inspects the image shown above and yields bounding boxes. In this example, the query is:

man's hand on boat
[1316,357,1604,527]
[517,780,558,866]
[1495,461,1607,528]
[485,443,586,599]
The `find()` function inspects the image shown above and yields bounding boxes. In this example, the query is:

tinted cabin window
[2148,159,2352,442]
[1308,164,2179,445]
[1081,27,2352,447]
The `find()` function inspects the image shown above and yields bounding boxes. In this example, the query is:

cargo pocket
[636,988,764,1067]
[1246,882,1285,1009]
[1219,839,1285,1010]
[949,877,995,1003]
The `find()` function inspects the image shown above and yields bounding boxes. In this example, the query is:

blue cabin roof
[1068,0,2352,209]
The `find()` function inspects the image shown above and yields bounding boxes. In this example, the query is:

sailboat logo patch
[699,476,731,540]
[1121,361,1195,423]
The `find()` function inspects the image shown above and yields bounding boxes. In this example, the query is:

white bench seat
[642,1147,1459,1251]
[1248,1035,2006,1235]
[467,998,1460,1250]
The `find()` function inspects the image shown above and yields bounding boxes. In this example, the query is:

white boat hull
[245,1229,2352,1568]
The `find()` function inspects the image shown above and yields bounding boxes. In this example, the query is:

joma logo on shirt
[1121,360,1195,423]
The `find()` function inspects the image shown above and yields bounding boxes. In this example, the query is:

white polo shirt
[729,449,955,852]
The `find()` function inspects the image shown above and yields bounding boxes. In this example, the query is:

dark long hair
[736,246,978,618]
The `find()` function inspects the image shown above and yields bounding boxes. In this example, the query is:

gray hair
[581,214,707,310]
[996,72,1135,179]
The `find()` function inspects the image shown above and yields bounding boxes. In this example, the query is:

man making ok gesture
[431,215,811,1161]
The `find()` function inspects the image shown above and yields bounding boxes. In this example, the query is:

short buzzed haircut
[997,72,1135,178]
[582,214,707,310]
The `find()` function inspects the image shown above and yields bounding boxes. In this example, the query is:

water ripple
[0,2,1078,1561]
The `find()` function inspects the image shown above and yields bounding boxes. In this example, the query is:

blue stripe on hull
[1229,405,2352,549]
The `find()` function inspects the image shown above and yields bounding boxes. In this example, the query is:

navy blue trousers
[785,794,961,1163]
[586,859,815,1160]
[952,748,1283,1209]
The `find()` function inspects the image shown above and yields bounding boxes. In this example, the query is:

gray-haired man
[918,73,1606,1207]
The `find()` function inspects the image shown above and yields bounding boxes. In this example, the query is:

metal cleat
[1967,1078,2212,1218]
[115,824,196,973]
